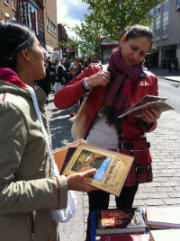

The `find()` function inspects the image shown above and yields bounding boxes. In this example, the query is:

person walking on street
[35,60,52,104]
[70,56,83,76]
[0,19,97,241]
[63,56,72,83]
[54,59,66,93]
[54,25,161,241]
[175,57,179,73]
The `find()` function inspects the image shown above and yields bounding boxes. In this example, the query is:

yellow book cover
[63,143,134,196]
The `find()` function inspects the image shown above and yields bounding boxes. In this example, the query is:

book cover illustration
[95,208,146,234]
[63,143,134,196]
[118,95,174,119]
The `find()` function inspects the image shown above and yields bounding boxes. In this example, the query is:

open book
[145,206,180,229]
[118,95,174,119]
[63,143,133,196]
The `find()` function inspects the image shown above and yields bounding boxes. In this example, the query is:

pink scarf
[0,67,27,88]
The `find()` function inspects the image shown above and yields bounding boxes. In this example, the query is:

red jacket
[54,64,158,186]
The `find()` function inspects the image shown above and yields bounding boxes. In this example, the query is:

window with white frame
[4,0,10,5]
[47,17,57,35]
[12,0,16,10]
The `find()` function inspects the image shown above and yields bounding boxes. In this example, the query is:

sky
[57,0,89,38]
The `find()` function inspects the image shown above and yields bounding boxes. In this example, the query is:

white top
[86,116,119,150]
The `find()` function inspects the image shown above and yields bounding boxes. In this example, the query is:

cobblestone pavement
[46,72,180,241]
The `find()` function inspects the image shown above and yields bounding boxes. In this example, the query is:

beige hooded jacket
[0,79,67,241]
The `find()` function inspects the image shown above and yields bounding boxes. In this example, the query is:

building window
[4,0,10,5]
[155,27,160,40]
[148,9,154,29]
[177,0,180,10]
[47,17,57,35]
[12,0,16,10]
[155,5,161,40]
[156,5,161,15]
[162,0,169,39]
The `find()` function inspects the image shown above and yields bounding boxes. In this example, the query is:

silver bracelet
[82,78,91,91]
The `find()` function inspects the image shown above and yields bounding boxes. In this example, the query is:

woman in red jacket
[54,25,161,240]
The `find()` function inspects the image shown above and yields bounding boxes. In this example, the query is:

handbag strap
[26,85,59,176]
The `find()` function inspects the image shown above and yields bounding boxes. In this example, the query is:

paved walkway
[46,69,180,241]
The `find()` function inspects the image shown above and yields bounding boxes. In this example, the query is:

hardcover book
[63,143,134,196]
[59,147,76,174]
[118,95,174,119]
[54,139,85,172]
[145,206,180,229]
[92,208,146,235]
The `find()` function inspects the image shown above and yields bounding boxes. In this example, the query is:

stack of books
[90,208,147,241]
[90,206,180,241]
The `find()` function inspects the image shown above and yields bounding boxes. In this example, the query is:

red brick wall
[0,0,17,20]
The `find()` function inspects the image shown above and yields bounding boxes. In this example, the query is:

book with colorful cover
[92,208,146,235]
[145,206,180,229]
[118,95,173,119]
[53,139,85,172]
[63,143,134,196]
[150,229,180,241]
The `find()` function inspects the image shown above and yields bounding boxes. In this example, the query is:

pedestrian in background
[68,65,81,117]
[54,59,66,93]
[63,56,72,83]
[70,56,83,75]
[35,59,52,104]
[175,57,179,73]
[91,53,101,64]
[54,25,162,241]
[0,19,97,241]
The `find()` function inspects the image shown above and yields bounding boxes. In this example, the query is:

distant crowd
[35,54,101,111]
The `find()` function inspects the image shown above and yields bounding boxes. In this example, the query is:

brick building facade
[0,0,17,20]
[43,0,58,53]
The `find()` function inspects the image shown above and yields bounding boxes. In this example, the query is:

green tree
[73,13,107,56]
[74,0,165,53]
[82,0,164,37]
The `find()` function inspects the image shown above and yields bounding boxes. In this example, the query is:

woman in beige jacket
[0,20,96,241]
